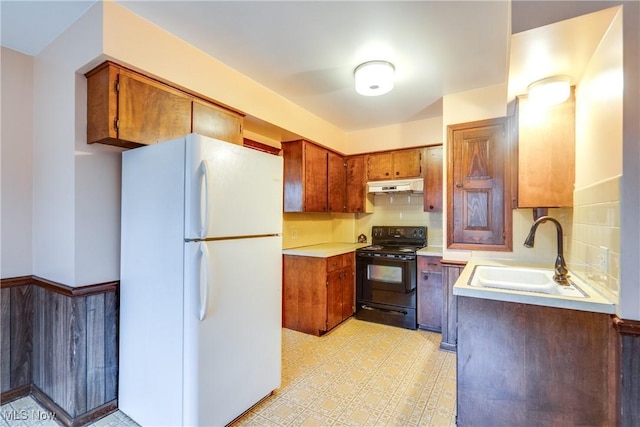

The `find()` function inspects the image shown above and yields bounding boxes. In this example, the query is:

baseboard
[439,341,457,352]
[0,384,31,404]
[614,317,640,336]
[31,385,117,427]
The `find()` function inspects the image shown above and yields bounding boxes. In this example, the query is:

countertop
[416,246,444,257]
[282,242,369,258]
[453,258,616,314]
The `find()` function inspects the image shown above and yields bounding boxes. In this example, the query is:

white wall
[100,1,345,152]
[1,48,34,278]
[345,116,443,155]
[575,10,623,190]
[619,1,640,320]
[32,3,106,286]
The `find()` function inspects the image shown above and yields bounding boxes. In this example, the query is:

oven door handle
[361,304,408,316]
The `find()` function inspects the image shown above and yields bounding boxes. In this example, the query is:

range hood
[367,178,424,194]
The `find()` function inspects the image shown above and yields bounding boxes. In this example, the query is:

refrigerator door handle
[199,160,211,239]
[198,242,209,321]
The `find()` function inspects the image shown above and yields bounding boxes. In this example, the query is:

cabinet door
[367,152,393,180]
[517,91,575,207]
[192,100,243,145]
[304,143,328,212]
[327,151,346,213]
[424,146,443,212]
[417,256,443,331]
[118,71,192,146]
[327,270,344,331]
[448,117,512,251]
[392,149,422,178]
[346,156,368,213]
[341,267,355,320]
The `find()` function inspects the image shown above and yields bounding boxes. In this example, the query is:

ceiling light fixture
[527,75,572,106]
[354,60,395,96]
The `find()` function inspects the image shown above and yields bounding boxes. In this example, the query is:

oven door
[355,253,418,329]
[356,254,416,303]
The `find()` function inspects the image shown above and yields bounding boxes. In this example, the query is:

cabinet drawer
[418,256,442,273]
[326,253,354,272]
[326,255,343,272]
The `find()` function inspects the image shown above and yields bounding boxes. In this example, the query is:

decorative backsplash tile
[569,176,621,301]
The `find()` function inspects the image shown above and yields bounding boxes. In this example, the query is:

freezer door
[183,236,282,426]
[184,134,284,240]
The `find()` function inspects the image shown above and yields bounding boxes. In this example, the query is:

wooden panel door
[118,71,192,146]
[367,152,393,180]
[303,143,328,212]
[327,151,346,212]
[424,145,443,212]
[448,117,512,251]
[192,100,243,145]
[392,149,422,178]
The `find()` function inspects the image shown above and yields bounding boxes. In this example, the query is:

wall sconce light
[527,75,571,106]
[354,60,395,96]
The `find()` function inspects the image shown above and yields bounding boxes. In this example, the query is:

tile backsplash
[356,194,443,246]
[569,176,621,301]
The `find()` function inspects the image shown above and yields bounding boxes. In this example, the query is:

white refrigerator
[119,134,283,426]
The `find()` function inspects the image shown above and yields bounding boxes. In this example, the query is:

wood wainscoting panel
[0,282,33,395]
[1,276,118,425]
[615,317,640,426]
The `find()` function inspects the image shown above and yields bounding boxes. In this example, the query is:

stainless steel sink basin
[468,265,588,298]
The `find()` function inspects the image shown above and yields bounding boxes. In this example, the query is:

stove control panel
[371,226,427,245]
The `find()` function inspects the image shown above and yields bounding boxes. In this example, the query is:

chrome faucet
[523,216,570,286]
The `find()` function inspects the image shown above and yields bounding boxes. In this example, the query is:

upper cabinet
[423,145,443,212]
[366,148,422,180]
[447,117,512,251]
[86,62,243,149]
[283,140,343,213]
[282,140,329,213]
[515,88,575,208]
[283,140,373,214]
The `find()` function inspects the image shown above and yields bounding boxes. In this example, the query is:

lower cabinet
[457,297,617,426]
[417,256,443,332]
[283,253,355,336]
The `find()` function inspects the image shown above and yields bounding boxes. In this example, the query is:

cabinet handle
[456,182,463,188]
[395,171,399,176]
[423,273,429,281]
[429,205,434,210]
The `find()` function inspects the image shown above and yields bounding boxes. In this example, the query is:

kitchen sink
[468,265,588,298]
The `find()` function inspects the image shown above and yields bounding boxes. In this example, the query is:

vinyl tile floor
[1,318,456,427]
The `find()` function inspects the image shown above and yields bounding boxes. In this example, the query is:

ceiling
[0,1,620,134]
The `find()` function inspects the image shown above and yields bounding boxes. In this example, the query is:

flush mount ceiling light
[354,60,395,96]
[527,75,572,106]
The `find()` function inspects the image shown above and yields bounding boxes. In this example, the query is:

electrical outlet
[597,246,609,274]
[290,228,298,240]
